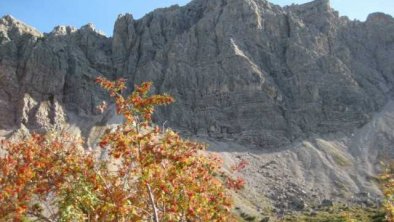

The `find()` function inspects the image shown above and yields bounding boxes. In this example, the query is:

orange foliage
[0,77,244,221]
[381,162,394,222]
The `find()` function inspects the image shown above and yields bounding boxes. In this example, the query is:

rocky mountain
[1,0,394,216]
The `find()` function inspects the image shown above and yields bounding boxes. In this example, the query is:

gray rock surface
[0,0,394,213]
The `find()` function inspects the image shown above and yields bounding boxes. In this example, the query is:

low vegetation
[281,205,385,222]
[381,161,394,222]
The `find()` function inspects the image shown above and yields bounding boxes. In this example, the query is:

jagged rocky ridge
[1,0,394,214]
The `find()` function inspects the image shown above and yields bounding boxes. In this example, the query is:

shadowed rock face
[0,15,114,134]
[1,0,394,212]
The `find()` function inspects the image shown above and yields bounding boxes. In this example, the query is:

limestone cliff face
[0,16,113,135]
[1,0,394,212]
[112,0,394,149]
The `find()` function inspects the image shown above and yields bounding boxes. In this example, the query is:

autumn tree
[381,161,394,222]
[0,77,245,221]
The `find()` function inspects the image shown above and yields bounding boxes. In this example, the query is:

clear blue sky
[0,0,393,36]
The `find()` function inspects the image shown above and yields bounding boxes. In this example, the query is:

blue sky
[0,0,393,36]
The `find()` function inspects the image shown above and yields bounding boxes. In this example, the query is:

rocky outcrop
[0,0,394,212]
[0,15,114,134]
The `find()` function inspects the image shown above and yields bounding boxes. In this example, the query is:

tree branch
[146,183,159,222]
